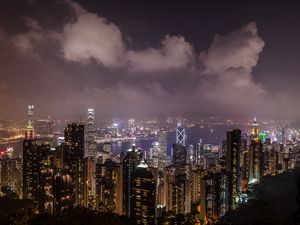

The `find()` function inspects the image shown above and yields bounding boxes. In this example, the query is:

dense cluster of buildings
[0,106,300,225]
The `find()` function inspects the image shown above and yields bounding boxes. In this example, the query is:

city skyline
[1,1,300,225]
[0,0,300,119]
[0,104,299,224]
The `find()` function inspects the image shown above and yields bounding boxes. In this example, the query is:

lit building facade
[63,123,85,206]
[133,161,156,225]
[23,124,38,201]
[86,108,97,158]
[176,118,186,146]
[172,144,186,167]
[95,159,123,214]
[123,145,142,218]
[200,172,228,224]
[226,129,241,211]
[164,165,191,216]
[249,139,264,183]
[0,154,22,197]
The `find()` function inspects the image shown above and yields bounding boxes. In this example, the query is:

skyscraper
[86,108,97,158]
[191,167,204,205]
[187,144,194,164]
[37,144,54,214]
[23,105,57,213]
[28,104,34,126]
[95,158,123,214]
[123,144,142,218]
[195,139,203,166]
[85,109,97,208]
[0,152,22,197]
[249,139,263,183]
[157,129,168,169]
[133,160,156,225]
[35,119,53,136]
[23,124,38,201]
[63,123,85,206]
[53,171,73,214]
[226,129,241,211]
[172,144,186,167]
[148,142,159,168]
[176,118,185,146]
[84,157,96,208]
[200,172,228,223]
[164,166,190,216]
[251,117,259,139]
[23,123,55,213]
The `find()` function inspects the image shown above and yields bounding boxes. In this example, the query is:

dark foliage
[229,169,300,225]
[0,198,130,225]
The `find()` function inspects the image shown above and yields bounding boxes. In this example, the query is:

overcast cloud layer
[0,0,299,120]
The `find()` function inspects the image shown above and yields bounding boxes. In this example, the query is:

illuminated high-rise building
[86,108,97,158]
[53,170,73,214]
[200,172,228,223]
[84,157,96,209]
[23,107,56,213]
[23,125,54,213]
[128,119,136,135]
[191,167,204,204]
[172,144,186,167]
[0,153,22,197]
[84,109,97,208]
[176,118,185,146]
[28,104,34,126]
[157,170,166,207]
[35,119,53,136]
[157,129,168,169]
[95,158,123,214]
[37,144,55,214]
[149,130,168,170]
[240,137,249,182]
[123,145,142,218]
[249,139,263,183]
[264,144,278,176]
[23,123,38,201]
[226,129,241,211]
[251,117,259,139]
[148,142,159,168]
[187,144,194,164]
[195,139,203,166]
[259,132,268,143]
[133,160,156,225]
[164,165,191,216]
[63,123,85,206]
[241,151,249,181]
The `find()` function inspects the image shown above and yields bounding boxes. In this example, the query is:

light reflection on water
[103,124,246,156]
[1,124,246,158]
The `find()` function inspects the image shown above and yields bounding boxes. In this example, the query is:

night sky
[0,0,300,119]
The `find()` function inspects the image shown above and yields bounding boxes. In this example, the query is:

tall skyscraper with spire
[23,105,55,213]
[28,105,34,126]
[86,108,97,158]
[85,109,97,208]
[23,121,37,200]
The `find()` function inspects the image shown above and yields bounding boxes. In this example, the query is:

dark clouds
[0,0,299,120]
